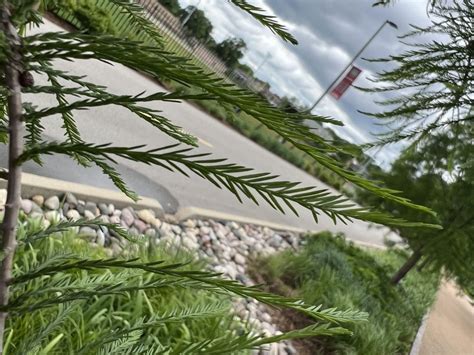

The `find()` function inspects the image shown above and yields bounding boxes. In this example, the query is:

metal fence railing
[136,0,277,99]
[137,0,231,79]
[51,0,281,105]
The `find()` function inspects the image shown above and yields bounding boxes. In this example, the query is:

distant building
[265,91,282,107]
[252,78,270,92]
[231,69,282,107]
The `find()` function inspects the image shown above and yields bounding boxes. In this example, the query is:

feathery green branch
[228,0,298,44]
[10,256,368,324]
[22,31,439,217]
[19,141,441,228]
[23,217,135,244]
[361,0,473,146]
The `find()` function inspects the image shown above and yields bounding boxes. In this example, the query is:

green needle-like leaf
[19,141,442,229]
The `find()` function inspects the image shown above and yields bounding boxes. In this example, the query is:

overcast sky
[178,0,432,165]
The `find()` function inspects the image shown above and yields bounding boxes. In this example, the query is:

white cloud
[178,0,431,163]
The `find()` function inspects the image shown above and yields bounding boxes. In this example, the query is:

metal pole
[254,52,271,76]
[309,20,397,111]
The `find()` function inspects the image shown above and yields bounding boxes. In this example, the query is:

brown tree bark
[0,5,24,352]
[390,247,423,285]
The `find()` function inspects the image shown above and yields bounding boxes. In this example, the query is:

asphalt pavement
[0,19,400,247]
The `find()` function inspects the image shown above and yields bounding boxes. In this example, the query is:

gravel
[13,191,303,355]
[85,202,98,216]
[44,196,60,210]
[137,209,156,225]
[44,210,60,223]
[121,208,135,227]
[98,203,110,215]
[32,194,44,207]
[65,192,78,206]
[20,199,34,214]
[84,210,96,220]
[96,230,106,247]
[79,226,97,239]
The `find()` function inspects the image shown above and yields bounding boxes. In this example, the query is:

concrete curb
[0,173,164,217]
[409,311,430,355]
[5,172,385,249]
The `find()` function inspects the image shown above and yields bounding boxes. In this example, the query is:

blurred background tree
[215,37,246,68]
[182,6,213,41]
[358,124,473,289]
[157,0,181,16]
[360,0,473,147]
[358,0,473,288]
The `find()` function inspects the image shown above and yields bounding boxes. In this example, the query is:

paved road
[1,20,399,246]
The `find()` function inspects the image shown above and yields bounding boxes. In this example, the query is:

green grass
[6,220,241,354]
[251,232,440,355]
[5,218,371,354]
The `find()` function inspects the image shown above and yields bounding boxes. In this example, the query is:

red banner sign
[330,66,362,100]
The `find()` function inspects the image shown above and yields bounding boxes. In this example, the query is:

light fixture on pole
[309,20,398,111]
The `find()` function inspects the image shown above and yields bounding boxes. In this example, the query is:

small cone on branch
[19,71,34,87]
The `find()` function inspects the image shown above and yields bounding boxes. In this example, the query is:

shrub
[253,232,440,354]
[61,0,119,35]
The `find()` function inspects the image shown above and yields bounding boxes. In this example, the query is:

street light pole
[254,52,271,76]
[309,20,398,112]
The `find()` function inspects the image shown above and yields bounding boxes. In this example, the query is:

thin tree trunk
[0,5,24,351]
[390,247,423,285]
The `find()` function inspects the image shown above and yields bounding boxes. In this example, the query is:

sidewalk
[418,281,474,355]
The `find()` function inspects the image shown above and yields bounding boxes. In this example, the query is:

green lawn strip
[250,232,440,354]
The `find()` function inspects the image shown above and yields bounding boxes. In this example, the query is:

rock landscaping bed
[3,190,303,354]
